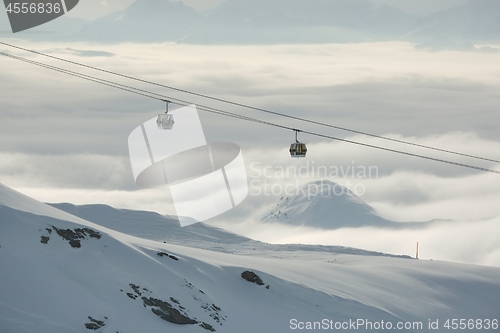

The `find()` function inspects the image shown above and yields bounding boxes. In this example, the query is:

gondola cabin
[156,113,175,130]
[290,142,307,158]
[156,100,174,130]
[289,130,307,158]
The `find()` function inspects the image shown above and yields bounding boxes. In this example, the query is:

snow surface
[1,183,500,333]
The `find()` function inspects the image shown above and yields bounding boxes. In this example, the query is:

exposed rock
[84,323,100,330]
[40,236,50,244]
[130,283,142,296]
[241,271,264,286]
[82,228,101,239]
[142,297,198,325]
[84,316,105,330]
[157,252,179,261]
[200,322,216,332]
[52,226,101,248]
[201,302,225,324]
[125,283,223,331]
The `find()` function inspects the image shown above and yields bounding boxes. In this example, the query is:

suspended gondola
[156,100,175,130]
[289,130,307,158]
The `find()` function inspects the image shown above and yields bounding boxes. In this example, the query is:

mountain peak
[261,180,391,229]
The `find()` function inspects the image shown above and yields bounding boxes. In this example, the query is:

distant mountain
[181,0,418,44]
[73,0,202,42]
[24,15,89,36]
[4,0,500,45]
[404,0,500,43]
[261,180,430,229]
[67,0,416,44]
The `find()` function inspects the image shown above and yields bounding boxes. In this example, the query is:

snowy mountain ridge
[261,180,431,229]
[1,183,500,332]
[48,201,413,259]
[49,202,252,246]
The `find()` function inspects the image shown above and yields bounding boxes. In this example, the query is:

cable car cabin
[290,130,307,158]
[290,142,307,158]
[156,113,175,130]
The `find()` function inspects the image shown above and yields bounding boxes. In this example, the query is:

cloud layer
[1,40,499,266]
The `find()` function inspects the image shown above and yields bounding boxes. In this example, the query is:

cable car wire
[0,52,161,101]
[0,40,499,164]
[0,51,294,126]
[1,50,500,175]
[0,51,290,128]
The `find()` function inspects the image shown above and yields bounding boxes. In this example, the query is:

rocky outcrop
[52,226,101,248]
[157,252,179,261]
[84,316,105,330]
[122,282,223,331]
[241,271,264,286]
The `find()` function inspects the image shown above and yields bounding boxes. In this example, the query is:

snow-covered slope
[261,180,429,229]
[1,183,500,333]
[404,0,500,43]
